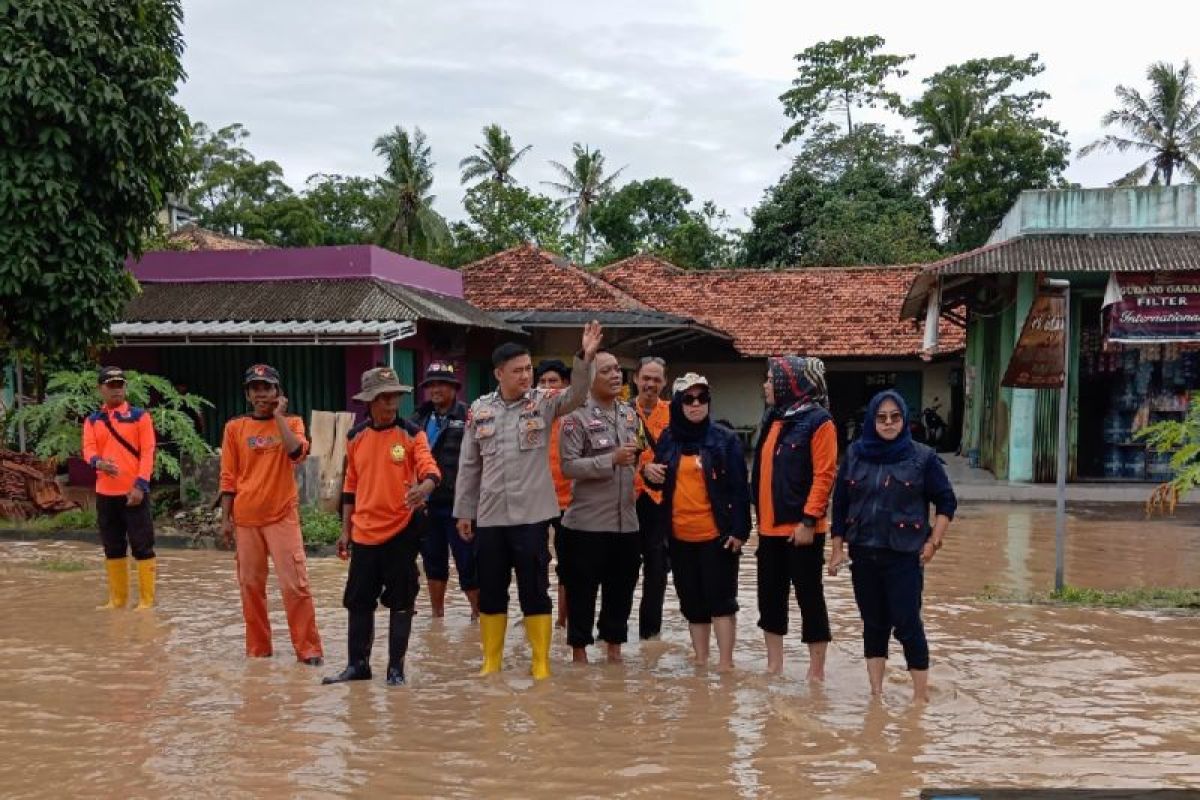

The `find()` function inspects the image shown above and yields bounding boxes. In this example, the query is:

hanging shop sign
[1002,286,1067,389]
[1104,271,1200,343]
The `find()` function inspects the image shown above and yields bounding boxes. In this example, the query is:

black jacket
[648,423,752,542]
[750,406,834,527]
[409,401,469,506]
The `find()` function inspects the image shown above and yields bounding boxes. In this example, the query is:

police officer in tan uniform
[454,321,602,679]
[558,351,643,664]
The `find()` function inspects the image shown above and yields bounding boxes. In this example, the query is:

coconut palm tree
[1080,60,1200,186]
[459,124,532,186]
[543,143,625,265]
[908,75,980,167]
[373,126,448,258]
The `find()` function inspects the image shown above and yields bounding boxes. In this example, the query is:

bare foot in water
[571,647,588,664]
[606,643,623,663]
[716,660,735,673]
[806,666,825,682]
[766,660,783,676]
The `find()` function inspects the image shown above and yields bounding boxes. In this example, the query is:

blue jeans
[420,503,478,591]
[848,545,928,670]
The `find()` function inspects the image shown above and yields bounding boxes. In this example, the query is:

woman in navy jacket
[829,390,957,703]
[642,373,751,670]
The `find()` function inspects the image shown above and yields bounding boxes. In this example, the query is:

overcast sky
[177,0,1199,226]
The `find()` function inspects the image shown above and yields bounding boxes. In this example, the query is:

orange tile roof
[167,224,271,251]
[601,255,964,358]
[462,244,649,312]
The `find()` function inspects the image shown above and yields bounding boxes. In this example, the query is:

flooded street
[1,503,1199,798]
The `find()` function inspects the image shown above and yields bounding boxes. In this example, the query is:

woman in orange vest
[642,373,750,670]
[752,356,837,680]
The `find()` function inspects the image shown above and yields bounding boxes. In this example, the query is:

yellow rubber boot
[134,558,156,610]
[525,614,552,680]
[97,557,129,609]
[478,613,507,675]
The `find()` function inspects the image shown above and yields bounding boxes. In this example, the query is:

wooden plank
[318,411,354,512]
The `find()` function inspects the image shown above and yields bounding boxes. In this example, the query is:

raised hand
[581,320,603,361]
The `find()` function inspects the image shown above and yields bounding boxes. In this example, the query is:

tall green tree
[1080,60,1200,186]
[0,0,189,369]
[908,54,1070,251]
[742,124,939,267]
[373,126,449,259]
[436,182,566,267]
[779,35,912,144]
[590,178,735,268]
[459,124,532,186]
[302,173,389,245]
[183,122,293,238]
[544,143,625,265]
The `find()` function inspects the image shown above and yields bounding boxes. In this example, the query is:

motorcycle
[921,400,948,450]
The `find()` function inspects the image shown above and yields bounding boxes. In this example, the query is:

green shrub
[39,508,98,531]
[5,369,213,480]
[300,505,342,546]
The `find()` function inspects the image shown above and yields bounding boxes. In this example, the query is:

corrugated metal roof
[111,319,416,344]
[122,278,521,332]
[901,233,1200,319]
[927,233,1200,276]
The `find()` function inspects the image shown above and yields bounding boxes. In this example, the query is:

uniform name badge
[390,444,406,462]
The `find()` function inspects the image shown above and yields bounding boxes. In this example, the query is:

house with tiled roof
[165,223,270,252]
[463,245,965,446]
[462,244,737,359]
[599,255,964,444]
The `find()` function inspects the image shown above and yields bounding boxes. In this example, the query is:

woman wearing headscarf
[752,356,837,679]
[642,373,750,671]
[828,390,957,703]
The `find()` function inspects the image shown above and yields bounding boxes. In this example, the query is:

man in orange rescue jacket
[220,364,324,666]
[82,366,157,610]
[323,367,441,687]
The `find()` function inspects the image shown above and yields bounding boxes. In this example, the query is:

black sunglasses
[681,393,711,406]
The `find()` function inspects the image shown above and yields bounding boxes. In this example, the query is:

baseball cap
[420,361,462,387]
[672,372,709,394]
[97,366,126,385]
[243,364,281,386]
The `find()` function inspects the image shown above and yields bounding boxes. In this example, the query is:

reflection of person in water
[828,390,957,703]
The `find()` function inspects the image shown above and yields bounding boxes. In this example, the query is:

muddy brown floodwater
[1,503,1199,798]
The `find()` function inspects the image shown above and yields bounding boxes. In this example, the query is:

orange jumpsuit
[220,414,323,661]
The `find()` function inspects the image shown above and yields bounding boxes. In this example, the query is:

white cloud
[177,0,1200,227]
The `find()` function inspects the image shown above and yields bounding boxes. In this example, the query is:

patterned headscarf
[767,356,828,418]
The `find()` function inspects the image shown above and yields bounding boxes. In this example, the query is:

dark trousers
[669,536,740,624]
[756,534,831,642]
[476,521,552,616]
[552,515,569,583]
[849,545,928,670]
[563,529,642,647]
[96,494,155,560]
[636,493,669,639]
[344,523,422,613]
[420,503,478,590]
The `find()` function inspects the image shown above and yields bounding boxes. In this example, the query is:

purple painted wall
[129,245,464,297]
